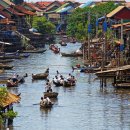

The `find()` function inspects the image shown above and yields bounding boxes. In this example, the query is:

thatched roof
[0,88,20,108]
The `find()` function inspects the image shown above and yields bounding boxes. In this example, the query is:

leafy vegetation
[0,88,18,125]
[67,2,118,41]
[2,110,18,119]
[32,16,56,34]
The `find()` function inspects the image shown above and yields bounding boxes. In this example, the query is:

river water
[3,37,130,130]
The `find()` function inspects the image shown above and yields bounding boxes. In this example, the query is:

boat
[20,53,30,58]
[32,73,48,80]
[6,81,18,87]
[61,52,83,57]
[63,81,76,87]
[21,48,46,53]
[40,103,53,108]
[49,44,60,54]
[60,42,67,46]
[53,80,63,86]
[113,83,130,89]
[0,55,21,59]
[44,92,58,98]
[0,64,13,69]
[0,59,14,63]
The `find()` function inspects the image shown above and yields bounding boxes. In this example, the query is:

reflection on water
[2,39,130,130]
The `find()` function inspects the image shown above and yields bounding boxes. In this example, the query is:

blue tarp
[79,1,93,8]
[120,44,124,51]
[56,24,62,32]
[96,16,105,26]
[88,24,92,33]
[103,21,107,32]
[0,15,5,19]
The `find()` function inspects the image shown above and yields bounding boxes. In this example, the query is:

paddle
[33,103,40,105]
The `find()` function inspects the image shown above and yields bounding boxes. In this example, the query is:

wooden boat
[0,51,19,56]
[6,81,18,87]
[44,92,58,98]
[61,52,83,57]
[60,42,67,46]
[32,73,48,80]
[63,81,75,87]
[0,59,14,63]
[20,53,30,58]
[0,64,13,69]
[21,48,46,53]
[0,56,21,59]
[53,80,63,86]
[49,44,60,54]
[113,83,130,89]
[40,103,53,108]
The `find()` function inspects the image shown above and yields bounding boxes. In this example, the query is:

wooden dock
[95,65,130,77]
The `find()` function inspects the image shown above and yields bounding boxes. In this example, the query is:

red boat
[6,81,18,87]
[49,44,60,54]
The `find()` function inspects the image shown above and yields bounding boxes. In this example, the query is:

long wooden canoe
[0,64,13,69]
[61,52,83,57]
[21,49,46,53]
[44,92,58,98]
[32,73,48,80]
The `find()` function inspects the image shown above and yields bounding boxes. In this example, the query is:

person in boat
[46,97,52,105]
[56,70,60,76]
[40,97,48,106]
[67,73,72,81]
[12,74,18,83]
[45,68,49,73]
[54,76,59,83]
[72,66,75,72]
[45,82,52,93]
[60,77,64,85]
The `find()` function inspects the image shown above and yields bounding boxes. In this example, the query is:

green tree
[67,2,118,41]
[32,16,56,34]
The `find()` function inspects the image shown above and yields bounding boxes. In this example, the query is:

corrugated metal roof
[0,10,11,18]
[7,7,25,16]
[107,6,124,18]
[2,0,14,6]
[57,6,73,13]
[55,3,69,12]
[36,1,52,9]
[0,14,5,19]
[13,5,35,15]
[23,2,43,12]
[0,4,5,10]
[78,1,93,8]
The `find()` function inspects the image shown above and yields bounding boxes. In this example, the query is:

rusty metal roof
[13,5,35,15]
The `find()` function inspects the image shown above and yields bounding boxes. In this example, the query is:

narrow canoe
[44,92,58,98]
[61,52,83,57]
[6,82,18,87]
[21,49,46,53]
[32,73,48,80]
[40,103,53,108]
[63,81,76,87]
[0,59,14,63]
[0,64,13,69]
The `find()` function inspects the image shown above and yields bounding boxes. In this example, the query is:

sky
[25,0,130,2]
